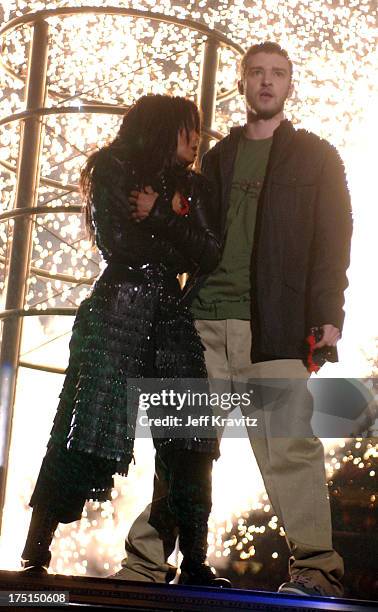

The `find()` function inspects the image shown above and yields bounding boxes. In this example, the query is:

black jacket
[92,147,221,276]
[189,120,352,362]
[32,150,222,516]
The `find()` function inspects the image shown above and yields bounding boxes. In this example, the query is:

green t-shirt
[191,135,272,320]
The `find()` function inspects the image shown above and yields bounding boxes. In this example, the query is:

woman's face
[176,128,200,165]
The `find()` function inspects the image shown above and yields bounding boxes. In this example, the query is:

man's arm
[307,141,353,339]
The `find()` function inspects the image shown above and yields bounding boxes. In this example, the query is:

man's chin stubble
[247,104,284,121]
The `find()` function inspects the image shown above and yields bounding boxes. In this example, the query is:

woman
[21,95,227,586]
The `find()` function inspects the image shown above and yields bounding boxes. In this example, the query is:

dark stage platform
[0,571,377,611]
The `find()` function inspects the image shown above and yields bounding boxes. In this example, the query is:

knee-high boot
[166,450,231,587]
[21,505,59,573]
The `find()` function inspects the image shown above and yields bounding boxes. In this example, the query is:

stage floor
[0,571,377,611]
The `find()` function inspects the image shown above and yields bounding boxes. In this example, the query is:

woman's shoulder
[92,145,130,182]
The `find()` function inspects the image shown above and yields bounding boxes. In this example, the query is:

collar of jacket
[225,118,296,167]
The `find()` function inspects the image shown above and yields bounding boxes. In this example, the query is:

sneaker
[179,563,231,588]
[278,575,334,598]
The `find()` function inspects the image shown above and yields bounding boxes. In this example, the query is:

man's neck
[244,112,284,140]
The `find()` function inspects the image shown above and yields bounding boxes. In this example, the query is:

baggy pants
[114,320,344,593]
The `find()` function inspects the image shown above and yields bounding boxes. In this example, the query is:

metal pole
[0,19,49,532]
[197,37,220,165]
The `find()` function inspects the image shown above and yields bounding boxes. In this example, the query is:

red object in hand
[306,331,321,373]
[176,193,190,216]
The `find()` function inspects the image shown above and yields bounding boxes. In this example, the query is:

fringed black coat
[30,148,221,520]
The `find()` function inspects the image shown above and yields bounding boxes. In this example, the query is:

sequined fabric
[30,150,220,521]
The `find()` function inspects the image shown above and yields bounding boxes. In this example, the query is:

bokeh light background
[0,0,377,586]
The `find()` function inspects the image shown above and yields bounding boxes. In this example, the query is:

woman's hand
[129,186,158,221]
[171,191,182,214]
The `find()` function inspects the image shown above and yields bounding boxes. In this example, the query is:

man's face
[239,52,293,119]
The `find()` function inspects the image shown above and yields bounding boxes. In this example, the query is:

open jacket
[184,120,353,362]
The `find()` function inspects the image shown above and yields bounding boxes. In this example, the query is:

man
[114,42,352,597]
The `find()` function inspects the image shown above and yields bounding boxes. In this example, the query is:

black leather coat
[91,147,221,276]
[30,148,221,520]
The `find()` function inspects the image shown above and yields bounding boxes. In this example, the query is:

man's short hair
[240,42,293,81]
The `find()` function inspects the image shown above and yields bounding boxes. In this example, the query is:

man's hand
[129,186,158,221]
[313,324,341,349]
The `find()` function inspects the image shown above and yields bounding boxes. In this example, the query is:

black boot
[178,518,231,588]
[179,562,231,587]
[167,450,231,588]
[21,506,59,574]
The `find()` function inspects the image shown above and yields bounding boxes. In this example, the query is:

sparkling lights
[0,0,377,581]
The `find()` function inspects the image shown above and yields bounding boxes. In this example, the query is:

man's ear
[238,79,244,95]
[287,81,294,99]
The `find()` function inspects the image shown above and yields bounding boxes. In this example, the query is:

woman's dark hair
[80,94,200,238]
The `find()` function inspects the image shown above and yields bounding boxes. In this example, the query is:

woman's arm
[132,175,221,274]
[91,150,131,221]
